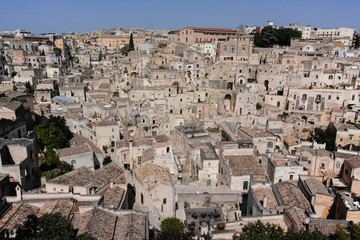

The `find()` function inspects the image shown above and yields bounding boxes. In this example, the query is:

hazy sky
[1,0,359,33]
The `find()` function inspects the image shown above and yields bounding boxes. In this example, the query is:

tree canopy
[233,220,327,240]
[102,155,112,166]
[254,26,302,48]
[34,116,74,180]
[129,33,135,52]
[332,223,360,240]
[313,126,336,151]
[157,217,192,240]
[34,116,73,151]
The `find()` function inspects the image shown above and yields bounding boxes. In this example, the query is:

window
[302,94,307,101]
[328,75,333,80]
[138,156,142,162]
[277,102,280,107]
[223,46,227,52]
[71,160,76,165]
[163,198,167,204]
[180,109,182,114]
[231,47,235,53]
[294,95,296,100]
[289,175,293,180]
[321,163,325,169]
[352,95,355,101]
[241,47,246,53]
[349,135,354,141]
[267,142,274,148]
[340,138,343,142]
[328,95,331,100]
[316,95,321,101]
[170,109,173,113]
[123,154,126,161]
[243,181,248,190]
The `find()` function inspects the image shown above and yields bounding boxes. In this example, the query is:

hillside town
[0,21,360,239]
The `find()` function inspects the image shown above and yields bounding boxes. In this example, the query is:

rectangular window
[267,142,274,148]
[243,181,248,190]
[71,160,76,165]
[163,198,167,204]
[138,156,141,162]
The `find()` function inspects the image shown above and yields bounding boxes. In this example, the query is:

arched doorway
[224,94,232,111]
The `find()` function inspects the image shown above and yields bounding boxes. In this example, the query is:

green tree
[129,33,134,52]
[256,103,262,110]
[160,217,185,234]
[276,28,302,46]
[41,161,73,181]
[333,225,351,240]
[284,229,327,240]
[313,126,336,151]
[120,44,130,56]
[233,220,284,240]
[254,26,301,48]
[254,26,278,48]
[354,34,360,49]
[102,155,112,166]
[35,116,73,151]
[43,149,60,167]
[156,217,192,240]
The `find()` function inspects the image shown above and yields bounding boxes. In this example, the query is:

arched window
[328,75,333,80]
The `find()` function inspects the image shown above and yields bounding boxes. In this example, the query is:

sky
[1,0,359,33]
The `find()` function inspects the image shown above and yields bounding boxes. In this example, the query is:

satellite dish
[305,218,310,224]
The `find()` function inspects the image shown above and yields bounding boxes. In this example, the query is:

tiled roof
[102,186,126,210]
[252,184,279,212]
[56,144,92,157]
[225,155,264,176]
[274,182,313,213]
[37,200,73,219]
[114,213,147,240]
[0,203,38,232]
[77,208,147,240]
[303,178,330,196]
[49,162,126,191]
[347,156,360,169]
[133,163,172,190]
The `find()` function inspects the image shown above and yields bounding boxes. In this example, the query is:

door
[207,179,211,186]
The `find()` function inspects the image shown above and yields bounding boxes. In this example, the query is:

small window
[71,160,76,165]
[243,181,248,190]
[138,156,142,162]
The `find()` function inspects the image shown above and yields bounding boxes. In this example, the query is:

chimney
[263,195,268,208]
[15,185,22,201]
